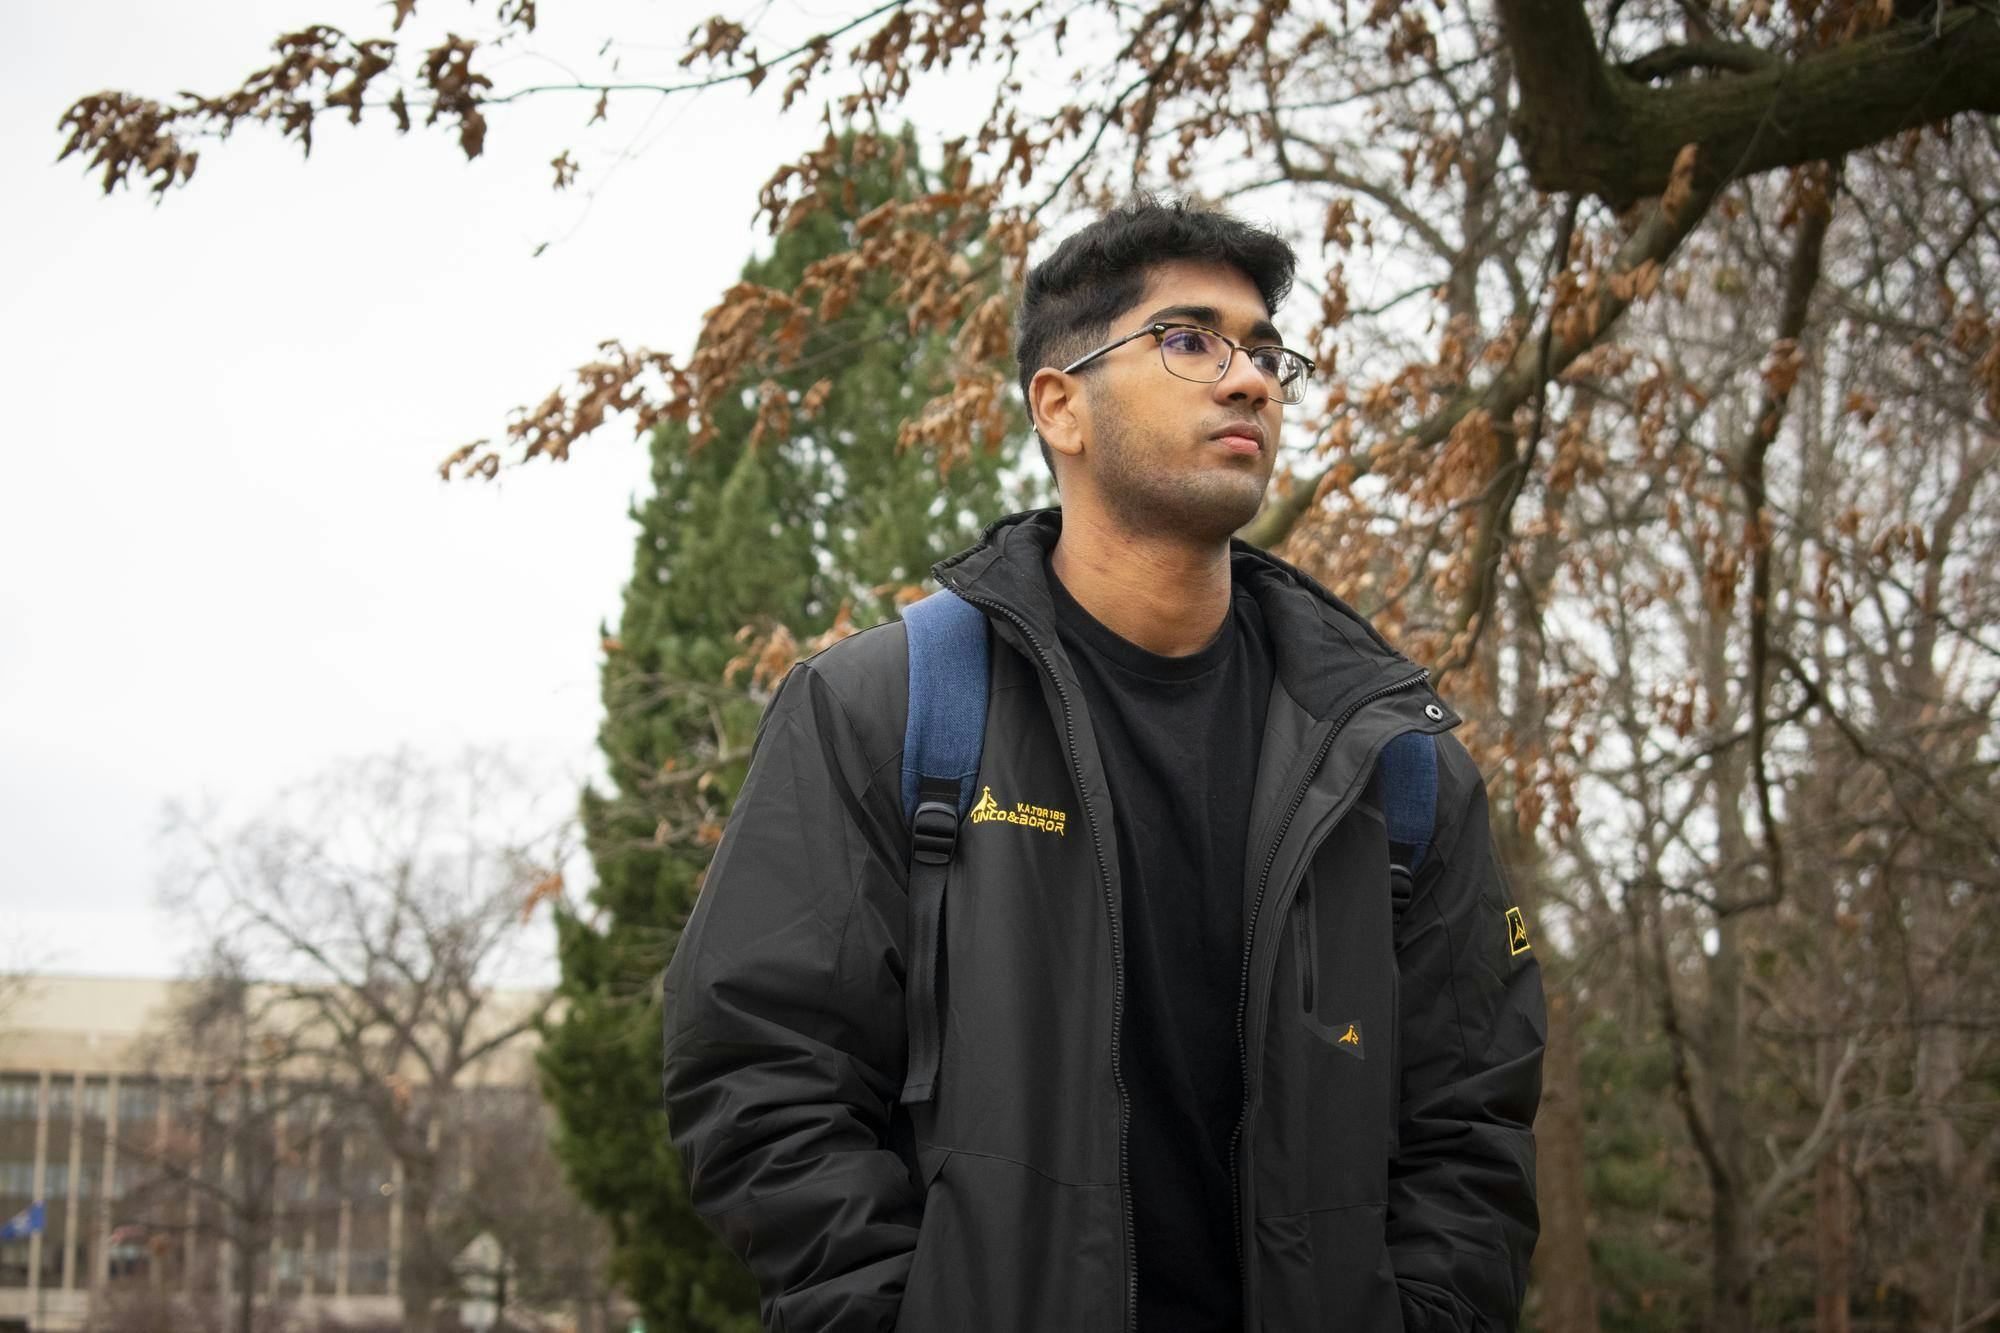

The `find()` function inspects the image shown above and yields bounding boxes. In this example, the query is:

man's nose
[1215,349,1269,404]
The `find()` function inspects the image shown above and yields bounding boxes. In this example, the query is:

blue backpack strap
[900,589,989,825]
[898,588,989,1105]
[1377,730,1439,922]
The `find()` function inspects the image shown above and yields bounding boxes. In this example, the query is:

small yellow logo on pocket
[1506,906,1531,956]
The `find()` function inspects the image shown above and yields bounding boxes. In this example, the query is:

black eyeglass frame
[1058,321,1317,404]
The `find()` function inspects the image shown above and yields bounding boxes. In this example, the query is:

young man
[663,200,1545,1331]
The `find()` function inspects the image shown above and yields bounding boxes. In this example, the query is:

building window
[348,1249,390,1295]
[350,1168,393,1202]
[0,1238,29,1287]
[0,1079,39,1121]
[106,1229,150,1282]
[118,1082,159,1127]
[0,1162,37,1196]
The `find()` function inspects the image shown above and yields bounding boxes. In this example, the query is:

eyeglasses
[1060,321,1315,404]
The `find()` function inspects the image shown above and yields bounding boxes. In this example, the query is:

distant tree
[452,1085,624,1333]
[0,953,41,1038]
[106,950,328,1333]
[163,749,574,1333]
[535,128,1020,1333]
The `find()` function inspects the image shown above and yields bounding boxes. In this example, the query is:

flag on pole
[0,1201,44,1240]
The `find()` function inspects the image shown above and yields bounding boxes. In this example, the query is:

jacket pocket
[1254,1205,1401,1333]
[918,1143,953,1189]
[896,1151,1123,1332]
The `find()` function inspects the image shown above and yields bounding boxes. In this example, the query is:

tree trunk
[1812,835,1851,1333]
[1814,1145,1850,1333]
[235,1232,255,1333]
[1705,908,1755,1333]
[1532,984,1601,1333]
[399,1164,442,1333]
[1491,494,1597,1332]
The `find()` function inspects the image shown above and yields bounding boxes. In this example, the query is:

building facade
[0,975,563,1333]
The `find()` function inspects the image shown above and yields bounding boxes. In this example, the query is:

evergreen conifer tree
[538,134,1024,1332]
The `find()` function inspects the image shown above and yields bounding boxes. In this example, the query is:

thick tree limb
[1620,39,1779,81]
[1498,0,2000,206]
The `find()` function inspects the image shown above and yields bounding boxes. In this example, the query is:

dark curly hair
[1015,197,1298,475]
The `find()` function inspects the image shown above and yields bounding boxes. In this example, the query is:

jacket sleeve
[662,657,919,1333]
[1387,734,1546,1330]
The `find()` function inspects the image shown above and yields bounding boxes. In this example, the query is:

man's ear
[1029,367,1088,465]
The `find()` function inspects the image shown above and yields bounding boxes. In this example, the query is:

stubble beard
[1086,405,1271,544]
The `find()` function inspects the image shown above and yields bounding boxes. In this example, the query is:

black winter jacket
[662,510,1545,1332]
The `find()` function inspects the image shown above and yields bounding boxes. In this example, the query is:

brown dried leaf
[520,871,564,921]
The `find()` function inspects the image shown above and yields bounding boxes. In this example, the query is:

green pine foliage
[1577,1017,1705,1333]
[538,131,1024,1333]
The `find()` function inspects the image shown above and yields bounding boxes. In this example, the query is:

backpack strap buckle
[911,799,961,866]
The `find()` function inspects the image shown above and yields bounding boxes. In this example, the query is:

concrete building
[0,974,557,1333]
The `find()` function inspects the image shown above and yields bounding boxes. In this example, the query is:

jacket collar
[932,508,1452,725]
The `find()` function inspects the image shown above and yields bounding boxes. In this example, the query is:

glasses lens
[1272,350,1309,403]
[1157,327,1310,402]
[1158,326,1228,382]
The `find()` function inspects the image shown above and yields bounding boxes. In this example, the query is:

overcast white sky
[2,1,961,979]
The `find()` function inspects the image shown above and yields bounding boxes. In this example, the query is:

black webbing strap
[901,775,961,1105]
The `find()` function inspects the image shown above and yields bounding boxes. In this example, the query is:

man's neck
[1049,513,1233,658]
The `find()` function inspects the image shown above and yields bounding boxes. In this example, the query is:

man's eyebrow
[1141,303,1285,346]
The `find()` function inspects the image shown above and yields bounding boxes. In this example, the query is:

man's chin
[1200,467,1272,529]
[1138,474,1270,544]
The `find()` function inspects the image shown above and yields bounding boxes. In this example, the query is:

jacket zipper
[943,583,1139,1333]
[1227,669,1430,1307]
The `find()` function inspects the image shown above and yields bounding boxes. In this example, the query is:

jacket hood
[932,508,1454,726]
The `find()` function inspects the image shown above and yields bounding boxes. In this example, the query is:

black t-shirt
[1049,563,1275,1333]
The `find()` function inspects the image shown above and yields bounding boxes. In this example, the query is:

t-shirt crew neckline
[1045,556,1243,685]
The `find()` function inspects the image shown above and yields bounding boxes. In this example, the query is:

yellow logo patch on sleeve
[1506,906,1532,956]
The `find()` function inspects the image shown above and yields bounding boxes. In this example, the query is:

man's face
[1072,258,1285,542]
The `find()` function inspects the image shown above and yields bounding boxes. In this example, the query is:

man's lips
[1208,420,1267,454]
